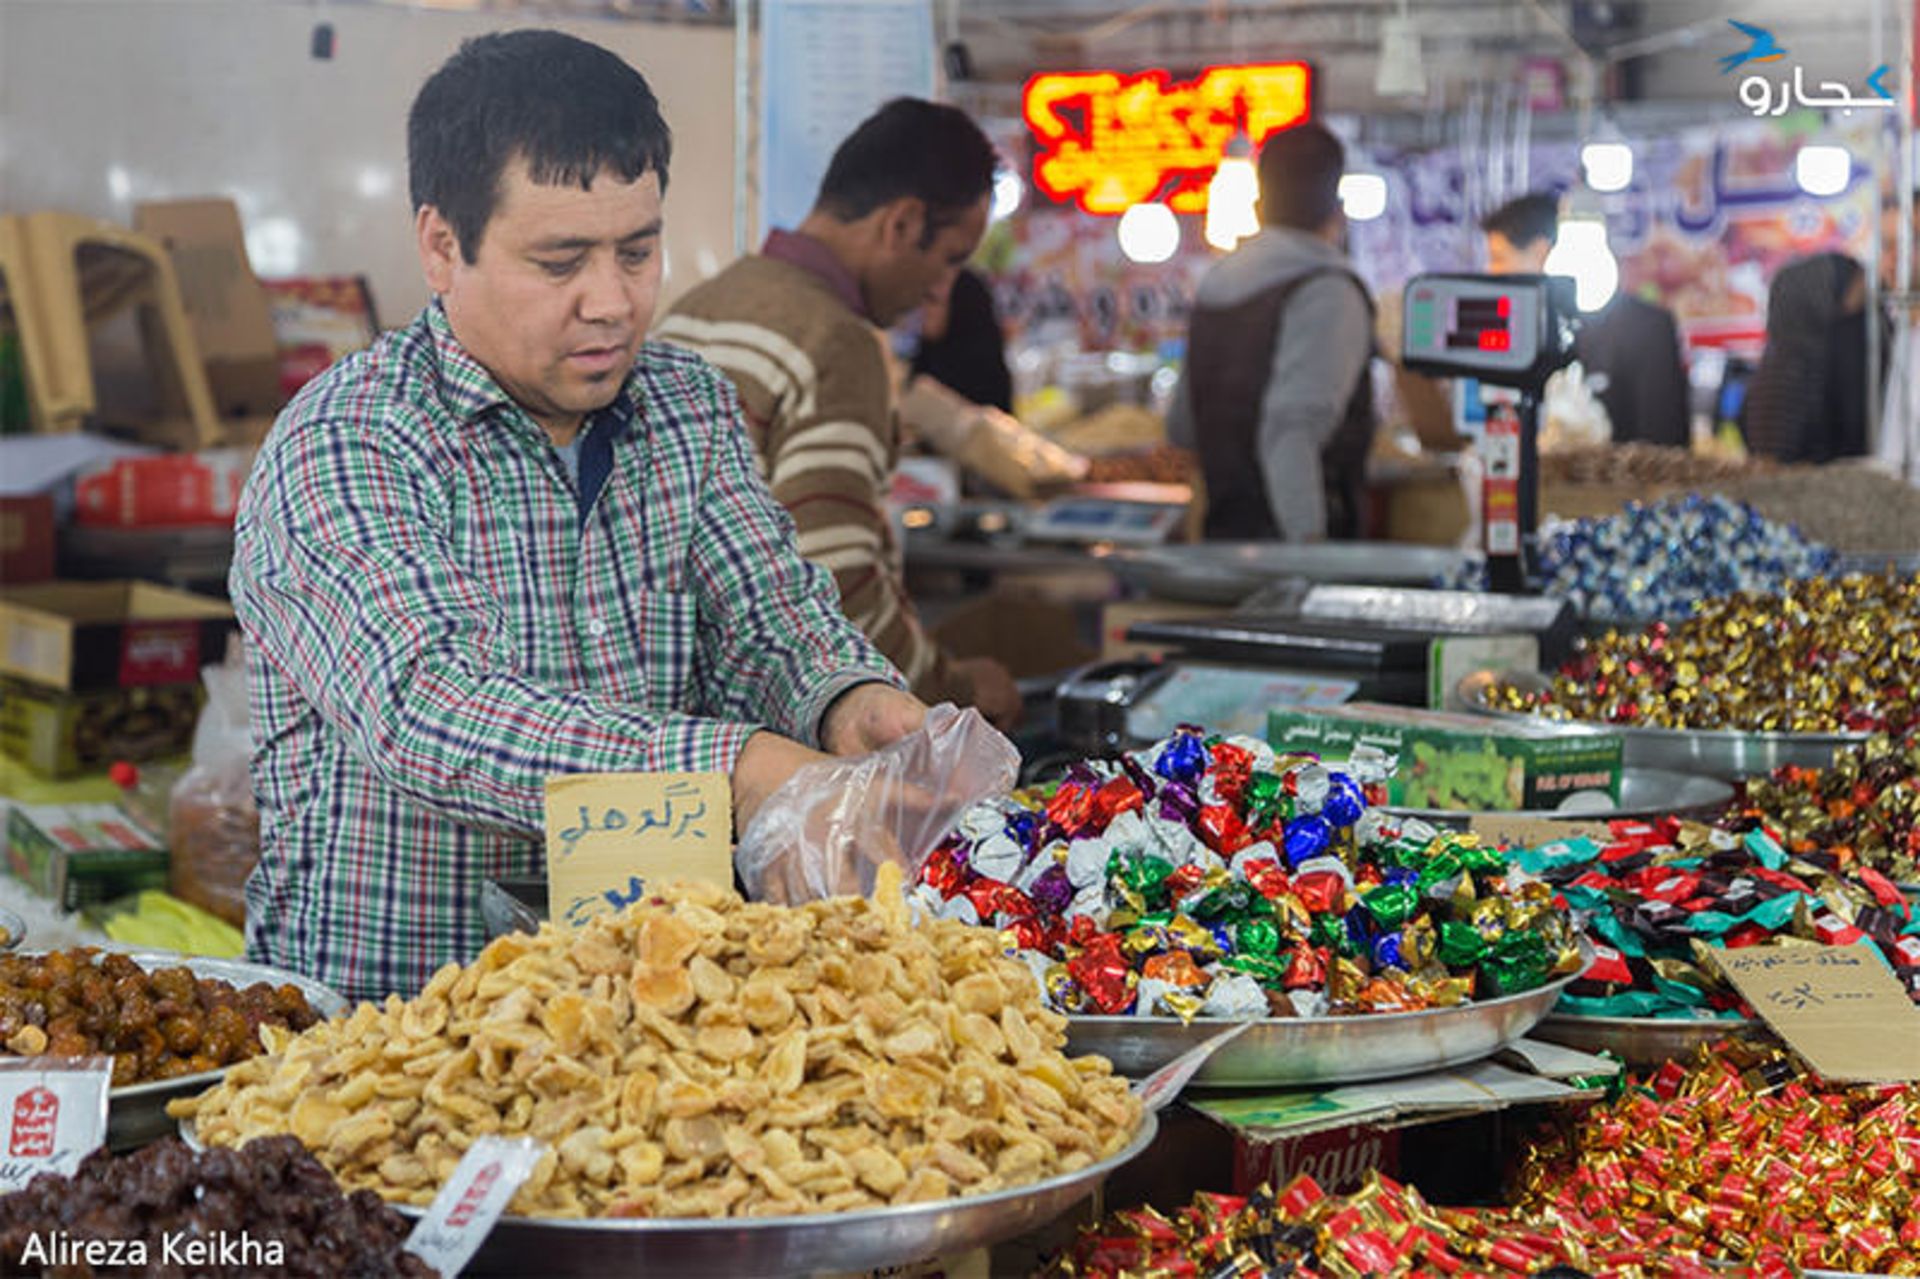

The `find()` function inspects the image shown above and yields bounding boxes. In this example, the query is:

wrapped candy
[1512,1041,1920,1274]
[1496,814,1920,1014]
[1045,1168,1699,1277]
[914,728,1582,1021]
[1729,727,1920,886]
[1490,571,1919,735]
[1445,493,1838,622]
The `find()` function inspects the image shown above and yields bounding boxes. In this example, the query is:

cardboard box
[4,802,169,912]
[134,199,287,422]
[0,676,202,777]
[73,450,251,528]
[0,580,234,692]
[1268,701,1623,810]
[0,495,55,584]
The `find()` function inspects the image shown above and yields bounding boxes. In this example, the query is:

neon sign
[1023,62,1313,216]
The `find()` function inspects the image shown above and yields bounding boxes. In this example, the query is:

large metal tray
[1380,767,1733,825]
[189,1112,1157,1278]
[1108,542,1469,605]
[1460,670,1868,782]
[13,951,351,1151]
[1529,1012,1763,1070]
[1067,959,1586,1087]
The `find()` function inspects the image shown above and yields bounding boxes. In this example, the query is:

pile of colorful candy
[1499,816,1920,1014]
[1513,1041,1920,1274]
[1490,571,1920,734]
[1729,729,1920,886]
[1043,1169,1716,1277]
[1446,495,1836,622]
[911,729,1583,1020]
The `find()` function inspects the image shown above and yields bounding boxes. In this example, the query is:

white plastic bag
[167,640,257,925]
[735,704,1019,904]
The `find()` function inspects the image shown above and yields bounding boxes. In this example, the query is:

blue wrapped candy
[1153,731,1210,785]
[1373,930,1409,971]
[1322,772,1366,828]
[1282,814,1333,868]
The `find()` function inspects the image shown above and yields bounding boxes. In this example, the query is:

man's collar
[426,298,640,438]
[761,229,870,320]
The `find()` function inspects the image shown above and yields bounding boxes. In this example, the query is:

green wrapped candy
[1236,917,1281,958]
[1190,881,1256,922]
[1362,883,1418,931]
[1437,920,1488,968]
[1223,952,1288,985]
[1124,854,1177,901]
[1310,912,1352,956]
[1481,929,1551,995]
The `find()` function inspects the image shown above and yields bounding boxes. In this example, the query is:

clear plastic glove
[734,703,1018,905]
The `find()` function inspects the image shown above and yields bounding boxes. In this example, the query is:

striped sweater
[656,253,973,705]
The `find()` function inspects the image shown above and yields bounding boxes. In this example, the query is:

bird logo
[1719,20,1787,74]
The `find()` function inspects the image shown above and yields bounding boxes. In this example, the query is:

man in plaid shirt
[231,30,924,1002]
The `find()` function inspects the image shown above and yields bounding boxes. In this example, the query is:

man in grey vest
[1167,122,1376,541]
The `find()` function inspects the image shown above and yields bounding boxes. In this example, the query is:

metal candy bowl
[1459,670,1869,782]
[0,906,25,952]
[180,1111,1157,1278]
[12,951,351,1151]
[1529,1012,1764,1071]
[1379,767,1733,826]
[1068,955,1588,1087]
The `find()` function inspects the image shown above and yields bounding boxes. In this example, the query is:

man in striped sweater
[657,99,1024,729]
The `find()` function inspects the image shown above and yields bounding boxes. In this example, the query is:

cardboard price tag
[1467,815,1613,851]
[404,1136,546,1276]
[0,1058,112,1192]
[1133,1023,1253,1111]
[1709,941,1920,1082]
[545,772,731,929]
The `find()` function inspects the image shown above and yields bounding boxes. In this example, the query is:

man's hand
[729,730,832,838]
[954,656,1025,731]
[820,682,928,756]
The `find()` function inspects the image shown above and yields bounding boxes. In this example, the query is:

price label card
[1133,1023,1253,1111]
[404,1136,546,1276]
[0,1058,112,1192]
[1710,942,1920,1083]
[545,772,732,929]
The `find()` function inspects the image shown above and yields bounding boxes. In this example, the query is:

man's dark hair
[1257,123,1346,231]
[1481,193,1561,250]
[814,98,996,247]
[409,30,672,263]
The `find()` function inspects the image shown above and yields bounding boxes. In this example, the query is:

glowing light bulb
[1544,217,1619,312]
[1339,173,1388,221]
[1205,154,1259,250]
[1580,142,1633,193]
[1118,202,1180,264]
[1795,145,1852,197]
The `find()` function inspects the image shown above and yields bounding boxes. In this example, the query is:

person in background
[656,100,1023,729]
[1481,193,1690,447]
[1742,252,1872,464]
[229,31,926,1001]
[1167,122,1376,541]
[911,266,1013,413]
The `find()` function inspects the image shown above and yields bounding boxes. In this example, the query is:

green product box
[0,677,202,778]
[1267,702,1623,811]
[4,803,170,912]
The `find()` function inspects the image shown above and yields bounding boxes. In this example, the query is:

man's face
[418,156,663,441]
[864,195,990,327]
[1485,231,1550,275]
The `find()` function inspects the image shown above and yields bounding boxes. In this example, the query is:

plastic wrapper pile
[911,728,1584,1021]
[1729,728,1920,885]
[1043,1168,1731,1278]
[1446,495,1835,622]
[1500,816,1920,1013]
[1513,1040,1920,1275]
[1491,571,1920,733]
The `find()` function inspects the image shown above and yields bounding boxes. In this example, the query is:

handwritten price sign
[1710,942,1920,1083]
[543,773,731,929]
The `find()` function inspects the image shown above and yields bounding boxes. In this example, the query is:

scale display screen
[1400,274,1574,386]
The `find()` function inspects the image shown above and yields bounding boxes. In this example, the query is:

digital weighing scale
[1402,272,1580,591]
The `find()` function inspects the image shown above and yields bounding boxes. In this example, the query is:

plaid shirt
[232,302,901,1003]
